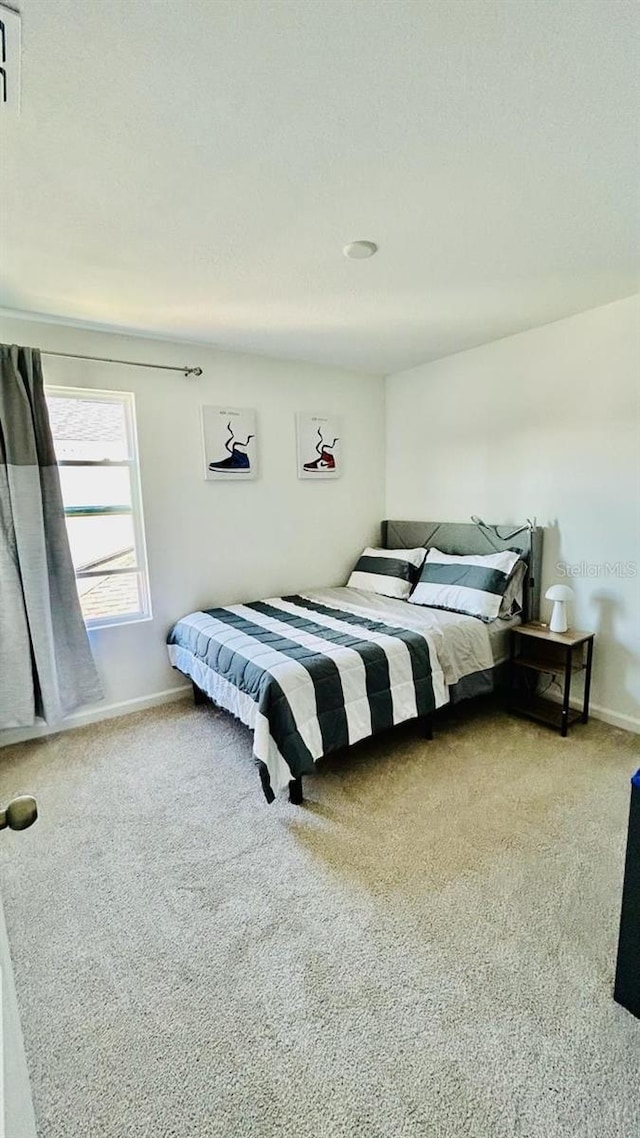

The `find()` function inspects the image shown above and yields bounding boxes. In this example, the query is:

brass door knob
[0,796,38,832]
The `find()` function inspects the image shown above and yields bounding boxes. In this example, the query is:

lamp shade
[545,584,574,603]
[545,584,574,632]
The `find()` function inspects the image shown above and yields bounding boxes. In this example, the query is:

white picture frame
[202,406,258,481]
[296,413,342,479]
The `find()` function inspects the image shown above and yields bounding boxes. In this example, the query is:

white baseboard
[0,685,191,748]
[580,701,640,734]
[2,681,637,750]
[540,691,640,734]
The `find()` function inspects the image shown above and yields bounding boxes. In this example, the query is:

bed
[167,519,543,803]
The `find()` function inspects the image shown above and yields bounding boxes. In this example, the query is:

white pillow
[347,547,426,600]
[409,547,521,621]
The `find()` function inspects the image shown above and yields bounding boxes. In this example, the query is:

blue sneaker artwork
[209,421,254,472]
[202,406,258,480]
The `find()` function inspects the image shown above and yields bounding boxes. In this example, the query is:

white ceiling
[1,0,638,374]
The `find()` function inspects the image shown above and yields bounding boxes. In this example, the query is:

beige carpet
[0,698,638,1138]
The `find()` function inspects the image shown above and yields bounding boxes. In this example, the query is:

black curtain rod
[42,349,202,377]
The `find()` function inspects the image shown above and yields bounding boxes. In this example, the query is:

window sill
[86,612,153,632]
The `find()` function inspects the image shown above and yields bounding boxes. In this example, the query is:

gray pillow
[499,559,527,617]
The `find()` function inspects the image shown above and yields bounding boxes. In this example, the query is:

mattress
[487,612,522,665]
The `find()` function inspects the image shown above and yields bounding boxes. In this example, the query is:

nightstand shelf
[513,653,586,675]
[508,623,595,737]
[510,696,583,731]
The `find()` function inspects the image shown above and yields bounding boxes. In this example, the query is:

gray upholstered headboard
[382,519,544,622]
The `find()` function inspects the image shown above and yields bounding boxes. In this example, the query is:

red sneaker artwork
[297,413,342,479]
[303,428,340,472]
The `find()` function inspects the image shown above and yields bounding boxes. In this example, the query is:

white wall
[0,316,385,739]
[385,295,640,731]
[3,297,639,739]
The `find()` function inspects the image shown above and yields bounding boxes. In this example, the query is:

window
[45,387,152,628]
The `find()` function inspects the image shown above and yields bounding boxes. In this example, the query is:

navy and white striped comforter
[167,591,447,800]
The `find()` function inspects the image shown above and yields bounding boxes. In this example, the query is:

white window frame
[46,385,152,630]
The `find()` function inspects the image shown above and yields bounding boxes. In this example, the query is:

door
[1,796,38,1138]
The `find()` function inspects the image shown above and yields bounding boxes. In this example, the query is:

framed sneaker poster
[202,406,258,480]
[296,413,342,479]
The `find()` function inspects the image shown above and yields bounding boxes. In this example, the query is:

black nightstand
[508,623,595,737]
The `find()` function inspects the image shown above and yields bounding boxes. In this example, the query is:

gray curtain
[0,344,103,728]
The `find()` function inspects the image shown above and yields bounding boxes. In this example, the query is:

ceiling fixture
[343,240,378,260]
